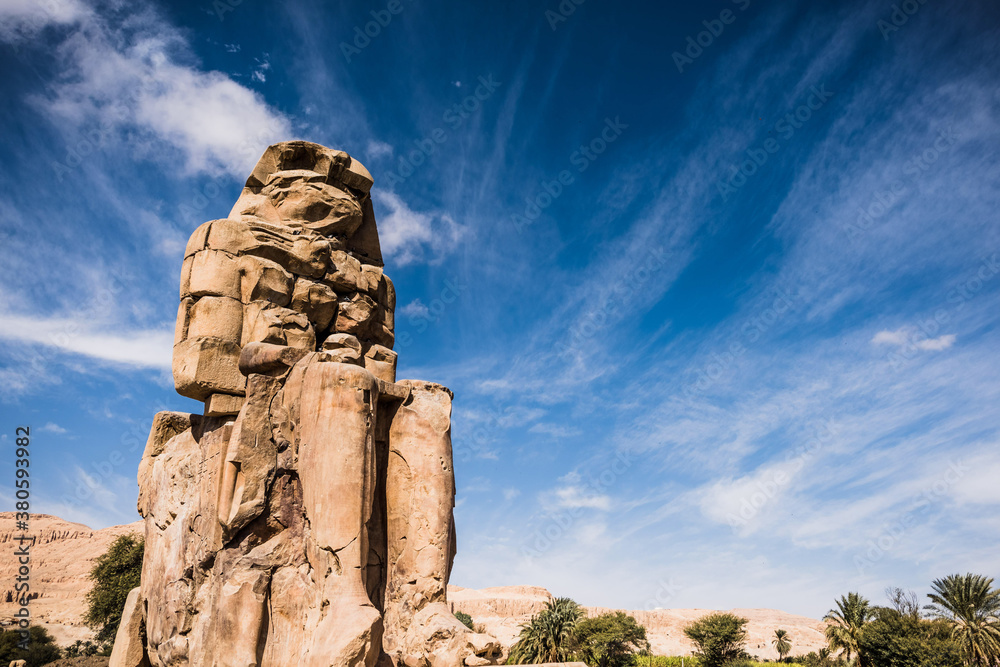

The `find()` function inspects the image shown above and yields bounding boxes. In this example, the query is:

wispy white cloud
[373,190,465,266]
[450,2,1000,617]
[554,486,611,510]
[544,474,612,511]
[528,423,581,438]
[872,328,956,351]
[251,55,271,83]
[40,422,68,434]
[0,0,90,41]
[23,2,291,178]
[366,140,393,159]
[399,299,430,319]
[0,313,172,369]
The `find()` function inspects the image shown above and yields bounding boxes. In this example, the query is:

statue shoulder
[185,218,254,257]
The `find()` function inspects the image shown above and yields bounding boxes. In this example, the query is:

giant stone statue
[110,141,501,667]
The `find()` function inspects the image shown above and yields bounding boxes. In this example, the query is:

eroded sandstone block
[204,393,245,417]
[133,141,493,667]
[185,249,241,299]
[239,255,295,306]
[108,587,150,667]
[173,337,245,401]
[384,382,501,667]
[336,292,378,336]
[291,278,338,333]
[364,344,397,384]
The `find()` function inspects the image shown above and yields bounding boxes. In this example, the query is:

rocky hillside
[0,514,826,658]
[0,513,143,645]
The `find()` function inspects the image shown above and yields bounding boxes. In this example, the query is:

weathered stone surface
[242,224,332,278]
[291,278,338,332]
[184,221,211,258]
[186,295,243,341]
[348,197,383,266]
[184,249,241,299]
[245,141,373,195]
[131,141,494,667]
[326,250,365,293]
[204,393,245,417]
[382,274,396,332]
[205,217,252,253]
[229,188,281,224]
[321,333,364,365]
[336,292,378,336]
[361,264,383,296]
[364,344,397,383]
[383,382,499,667]
[174,298,192,345]
[173,337,245,401]
[108,587,150,667]
[239,254,294,306]
[263,170,364,237]
[243,301,316,350]
[239,341,311,377]
[143,411,193,460]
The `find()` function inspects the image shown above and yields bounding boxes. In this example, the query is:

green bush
[682,613,750,667]
[509,598,583,664]
[455,611,474,630]
[84,533,144,643]
[0,626,62,666]
[635,658,702,667]
[573,611,649,667]
[857,608,962,667]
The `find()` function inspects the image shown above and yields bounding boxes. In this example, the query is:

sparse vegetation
[925,574,1000,667]
[823,592,875,663]
[508,597,584,664]
[817,575,1000,667]
[0,626,62,666]
[772,629,791,661]
[682,612,750,667]
[455,611,474,630]
[857,606,962,666]
[64,639,104,657]
[571,611,649,667]
[83,533,144,646]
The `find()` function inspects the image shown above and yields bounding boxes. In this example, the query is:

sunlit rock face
[113,141,500,667]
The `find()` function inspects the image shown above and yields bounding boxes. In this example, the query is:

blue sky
[1,0,998,619]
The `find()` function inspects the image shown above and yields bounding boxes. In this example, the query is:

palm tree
[508,597,583,663]
[772,628,791,661]
[925,573,1000,667]
[824,592,874,664]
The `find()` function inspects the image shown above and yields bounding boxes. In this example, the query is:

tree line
[493,573,1000,667]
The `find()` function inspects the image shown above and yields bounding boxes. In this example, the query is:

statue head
[229,141,381,254]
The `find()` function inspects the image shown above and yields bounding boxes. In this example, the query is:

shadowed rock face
[114,141,500,667]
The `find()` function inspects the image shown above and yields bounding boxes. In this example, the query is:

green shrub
[682,613,750,667]
[636,658,702,667]
[84,533,144,643]
[572,611,649,667]
[0,626,62,666]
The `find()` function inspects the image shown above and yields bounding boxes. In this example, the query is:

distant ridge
[0,514,826,658]
[0,513,143,645]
